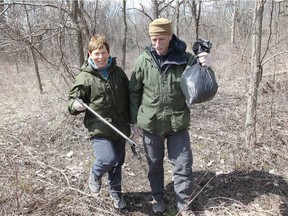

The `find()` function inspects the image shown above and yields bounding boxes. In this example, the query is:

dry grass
[0,55,287,216]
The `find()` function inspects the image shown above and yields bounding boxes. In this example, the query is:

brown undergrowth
[0,61,287,216]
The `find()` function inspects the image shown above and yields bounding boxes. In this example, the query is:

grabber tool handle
[76,98,141,159]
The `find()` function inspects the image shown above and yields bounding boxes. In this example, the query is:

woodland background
[0,0,287,215]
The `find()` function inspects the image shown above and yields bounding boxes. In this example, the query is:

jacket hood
[169,34,187,54]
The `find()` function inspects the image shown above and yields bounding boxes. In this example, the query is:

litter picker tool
[76,98,141,159]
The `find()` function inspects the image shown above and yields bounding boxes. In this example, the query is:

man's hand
[198,52,211,68]
[73,99,86,111]
[131,124,142,138]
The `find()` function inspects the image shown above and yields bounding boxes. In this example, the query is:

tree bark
[24,4,43,93]
[152,0,160,19]
[245,0,266,146]
[230,0,237,44]
[121,0,127,69]
[175,0,180,36]
[189,0,201,39]
[0,0,5,52]
[71,0,85,67]
[31,47,43,93]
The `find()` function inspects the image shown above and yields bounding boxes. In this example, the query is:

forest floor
[0,61,287,216]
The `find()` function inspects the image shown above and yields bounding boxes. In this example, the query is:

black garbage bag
[180,60,218,105]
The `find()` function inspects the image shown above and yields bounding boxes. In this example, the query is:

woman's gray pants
[142,129,193,211]
[91,137,126,196]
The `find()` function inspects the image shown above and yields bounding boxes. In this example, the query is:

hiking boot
[89,169,101,194]
[152,199,166,214]
[110,194,127,209]
[180,210,196,216]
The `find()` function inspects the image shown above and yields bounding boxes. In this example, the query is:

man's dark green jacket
[129,35,195,134]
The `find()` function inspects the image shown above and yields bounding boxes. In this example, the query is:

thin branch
[5,134,92,198]
[0,2,11,15]
[176,172,215,216]
[261,0,274,62]
[137,3,153,20]
[262,51,288,66]
[0,2,71,15]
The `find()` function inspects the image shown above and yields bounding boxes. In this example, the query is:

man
[129,18,211,216]
[68,35,130,209]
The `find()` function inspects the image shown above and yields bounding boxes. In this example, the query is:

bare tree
[245,0,266,146]
[188,0,201,39]
[151,0,160,19]
[121,0,127,69]
[138,0,175,20]
[23,4,43,93]
[175,0,180,35]
[0,0,3,20]
[0,0,5,52]
[68,0,85,66]
[223,0,240,44]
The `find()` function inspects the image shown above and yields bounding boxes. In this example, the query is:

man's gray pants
[142,128,193,210]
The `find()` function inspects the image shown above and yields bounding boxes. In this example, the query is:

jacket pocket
[171,111,190,130]
[137,106,156,129]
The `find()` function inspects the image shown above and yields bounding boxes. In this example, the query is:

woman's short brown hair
[88,35,110,53]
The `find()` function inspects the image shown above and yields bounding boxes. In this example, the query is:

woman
[68,35,130,209]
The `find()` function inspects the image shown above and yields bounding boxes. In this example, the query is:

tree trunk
[79,0,90,42]
[0,0,5,52]
[24,4,43,93]
[71,0,85,67]
[31,47,43,93]
[245,0,265,146]
[175,0,180,36]
[190,0,201,39]
[121,0,127,69]
[152,0,160,19]
[230,0,237,44]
